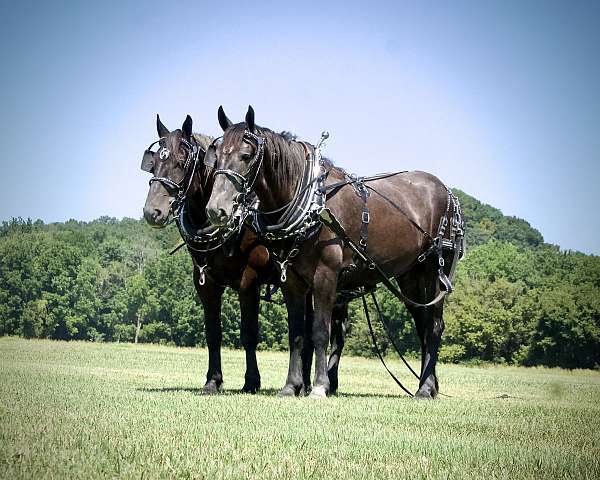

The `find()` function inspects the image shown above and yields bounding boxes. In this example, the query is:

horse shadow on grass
[137,386,411,399]
[138,386,204,394]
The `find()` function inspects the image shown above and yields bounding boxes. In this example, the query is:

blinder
[140,138,165,173]
[141,149,155,173]
[203,137,222,169]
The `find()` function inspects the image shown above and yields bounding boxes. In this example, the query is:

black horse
[141,114,277,393]
[206,106,463,399]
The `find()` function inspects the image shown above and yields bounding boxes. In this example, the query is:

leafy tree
[0,199,597,370]
[126,273,159,344]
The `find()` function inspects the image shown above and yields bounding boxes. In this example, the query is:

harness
[208,129,465,304]
[255,135,330,282]
[319,186,465,308]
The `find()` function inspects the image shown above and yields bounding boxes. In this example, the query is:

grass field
[1,337,599,479]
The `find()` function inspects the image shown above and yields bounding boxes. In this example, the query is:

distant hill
[453,189,544,249]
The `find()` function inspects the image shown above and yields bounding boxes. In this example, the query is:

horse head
[205,105,305,227]
[141,114,204,227]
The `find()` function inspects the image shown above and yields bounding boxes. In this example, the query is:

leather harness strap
[355,179,370,253]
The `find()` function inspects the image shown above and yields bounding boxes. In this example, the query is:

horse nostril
[153,209,162,220]
[218,208,227,220]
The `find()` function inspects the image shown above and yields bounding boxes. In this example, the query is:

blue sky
[1,0,599,254]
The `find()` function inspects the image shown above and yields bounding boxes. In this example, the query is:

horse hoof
[414,390,435,400]
[309,386,328,399]
[202,381,222,395]
[242,382,260,394]
[277,384,298,397]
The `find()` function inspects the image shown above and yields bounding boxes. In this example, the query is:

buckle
[362,211,370,224]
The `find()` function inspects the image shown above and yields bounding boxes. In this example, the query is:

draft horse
[141,114,275,393]
[206,106,463,399]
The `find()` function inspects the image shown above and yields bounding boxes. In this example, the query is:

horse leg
[405,304,426,380]
[195,272,224,394]
[301,292,314,394]
[309,263,338,399]
[327,302,348,395]
[414,300,444,399]
[239,282,261,394]
[400,268,444,399]
[279,283,308,396]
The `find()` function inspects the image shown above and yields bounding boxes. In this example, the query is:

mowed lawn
[0,337,599,479]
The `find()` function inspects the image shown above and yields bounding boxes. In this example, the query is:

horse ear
[157,114,169,138]
[245,105,255,132]
[182,115,193,140]
[218,106,232,131]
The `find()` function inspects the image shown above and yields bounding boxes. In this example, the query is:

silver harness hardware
[196,263,208,285]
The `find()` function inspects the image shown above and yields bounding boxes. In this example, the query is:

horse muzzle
[143,205,169,228]
[206,206,230,227]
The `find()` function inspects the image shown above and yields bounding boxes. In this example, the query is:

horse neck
[254,140,304,210]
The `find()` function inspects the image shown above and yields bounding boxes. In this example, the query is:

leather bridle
[207,130,265,206]
[141,136,203,216]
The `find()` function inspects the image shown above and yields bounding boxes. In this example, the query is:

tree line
[0,190,598,369]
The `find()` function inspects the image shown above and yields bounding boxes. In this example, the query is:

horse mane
[221,124,345,187]
[279,131,298,141]
[190,132,215,201]
[192,133,213,152]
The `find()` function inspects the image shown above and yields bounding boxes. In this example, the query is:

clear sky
[1,0,599,254]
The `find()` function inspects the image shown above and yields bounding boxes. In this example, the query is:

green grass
[1,337,599,479]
